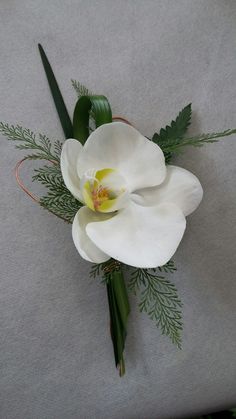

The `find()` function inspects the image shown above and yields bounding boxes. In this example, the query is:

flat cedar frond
[90,259,122,284]
[54,140,63,158]
[33,164,81,223]
[71,79,93,98]
[0,122,61,162]
[129,267,183,348]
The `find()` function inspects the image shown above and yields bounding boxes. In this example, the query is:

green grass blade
[107,269,130,376]
[38,44,73,139]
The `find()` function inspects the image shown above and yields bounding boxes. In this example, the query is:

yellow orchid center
[81,168,126,213]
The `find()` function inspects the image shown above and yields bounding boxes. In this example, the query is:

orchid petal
[72,207,110,263]
[60,139,83,201]
[86,202,186,268]
[77,122,166,191]
[134,165,203,216]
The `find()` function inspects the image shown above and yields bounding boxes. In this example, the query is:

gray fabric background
[1,1,236,418]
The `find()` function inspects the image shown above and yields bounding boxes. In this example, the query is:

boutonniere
[1,44,235,376]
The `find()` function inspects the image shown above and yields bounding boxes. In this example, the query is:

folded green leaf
[73,95,112,144]
[38,44,73,139]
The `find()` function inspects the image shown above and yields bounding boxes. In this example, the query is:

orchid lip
[81,167,128,213]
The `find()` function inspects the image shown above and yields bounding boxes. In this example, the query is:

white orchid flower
[60,122,203,268]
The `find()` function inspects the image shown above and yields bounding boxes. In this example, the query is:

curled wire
[103,260,121,273]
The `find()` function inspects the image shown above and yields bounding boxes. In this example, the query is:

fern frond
[154,103,192,144]
[153,104,192,162]
[152,104,236,162]
[159,129,236,157]
[157,260,176,274]
[129,268,182,347]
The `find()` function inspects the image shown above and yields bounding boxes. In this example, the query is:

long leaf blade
[107,269,130,376]
[38,44,73,138]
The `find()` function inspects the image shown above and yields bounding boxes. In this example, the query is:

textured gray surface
[1,1,236,418]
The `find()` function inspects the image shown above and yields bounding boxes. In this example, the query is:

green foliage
[158,129,236,158]
[90,259,130,375]
[153,104,192,163]
[71,79,96,129]
[157,259,176,274]
[153,103,236,163]
[91,259,182,348]
[4,85,236,356]
[90,260,110,283]
[90,259,122,284]
[0,122,80,222]
[73,95,112,144]
[0,122,60,162]
[33,163,81,223]
[128,267,183,347]
[38,44,73,138]
[71,79,93,98]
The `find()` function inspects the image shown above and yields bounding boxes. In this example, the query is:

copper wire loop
[14,157,70,223]
[103,261,121,273]
[112,116,133,126]
[15,157,58,204]
[14,116,133,210]
[14,158,40,203]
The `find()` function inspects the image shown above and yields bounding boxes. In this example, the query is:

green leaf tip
[90,260,130,376]
[38,43,73,139]
[107,269,130,376]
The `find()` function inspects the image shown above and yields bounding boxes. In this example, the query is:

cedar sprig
[33,164,81,223]
[0,122,60,162]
